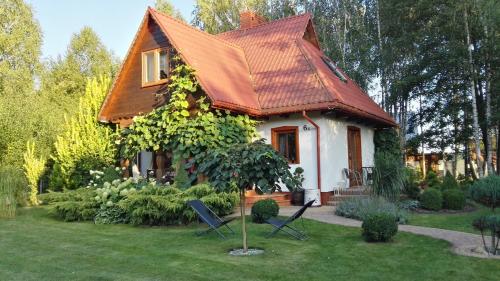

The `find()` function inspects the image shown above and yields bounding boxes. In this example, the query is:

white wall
[257,112,375,192]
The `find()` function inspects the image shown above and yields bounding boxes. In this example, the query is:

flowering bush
[86,166,122,188]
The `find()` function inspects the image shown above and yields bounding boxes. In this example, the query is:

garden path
[258,206,498,259]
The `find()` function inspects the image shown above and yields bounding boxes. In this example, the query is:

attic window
[321,56,347,83]
[142,48,170,87]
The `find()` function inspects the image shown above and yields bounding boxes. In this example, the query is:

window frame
[271,126,300,164]
[141,48,170,87]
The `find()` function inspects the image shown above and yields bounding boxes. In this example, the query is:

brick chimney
[239,11,267,29]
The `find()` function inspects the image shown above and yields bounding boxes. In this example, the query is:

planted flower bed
[39,176,238,226]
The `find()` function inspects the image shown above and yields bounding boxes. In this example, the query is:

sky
[26,0,196,60]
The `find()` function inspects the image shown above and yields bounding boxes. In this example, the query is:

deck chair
[187,200,235,239]
[265,200,315,240]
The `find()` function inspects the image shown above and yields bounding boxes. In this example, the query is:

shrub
[0,166,26,218]
[46,188,99,221]
[425,171,440,189]
[118,183,238,226]
[442,189,465,210]
[335,196,408,224]
[440,174,459,190]
[403,168,421,199]
[419,188,442,211]
[251,199,279,223]
[362,213,398,242]
[86,166,122,188]
[94,205,129,224]
[372,152,404,201]
[472,215,500,255]
[397,200,420,211]
[50,200,100,222]
[469,175,500,211]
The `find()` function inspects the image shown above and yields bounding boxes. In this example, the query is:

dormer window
[142,48,170,87]
[321,56,347,83]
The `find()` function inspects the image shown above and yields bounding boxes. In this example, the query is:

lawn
[1,208,499,281]
[408,206,495,234]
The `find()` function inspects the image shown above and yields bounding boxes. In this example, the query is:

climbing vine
[118,59,258,170]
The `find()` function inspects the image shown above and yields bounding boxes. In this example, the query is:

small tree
[23,141,46,205]
[199,140,299,253]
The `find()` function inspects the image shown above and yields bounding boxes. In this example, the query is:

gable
[99,14,171,123]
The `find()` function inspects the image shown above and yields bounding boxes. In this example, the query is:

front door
[347,126,362,187]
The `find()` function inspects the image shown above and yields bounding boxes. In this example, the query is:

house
[98,7,396,205]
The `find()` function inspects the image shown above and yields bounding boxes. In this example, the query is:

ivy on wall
[118,60,258,171]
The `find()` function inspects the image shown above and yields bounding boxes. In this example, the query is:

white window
[142,48,170,86]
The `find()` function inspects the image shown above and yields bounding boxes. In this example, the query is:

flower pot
[291,190,305,206]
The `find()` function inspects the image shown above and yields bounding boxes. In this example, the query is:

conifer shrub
[442,189,465,210]
[251,199,279,223]
[419,188,442,211]
[362,213,398,242]
[469,175,500,211]
[46,179,238,225]
[440,174,459,190]
[424,171,441,189]
[403,168,421,199]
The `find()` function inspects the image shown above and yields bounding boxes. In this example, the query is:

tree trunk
[376,0,387,111]
[419,95,426,178]
[240,190,248,253]
[483,24,494,175]
[497,126,500,175]
[464,7,484,178]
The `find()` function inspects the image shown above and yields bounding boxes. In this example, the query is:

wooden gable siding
[105,16,171,122]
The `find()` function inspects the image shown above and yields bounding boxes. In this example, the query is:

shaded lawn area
[1,208,499,281]
[409,206,494,234]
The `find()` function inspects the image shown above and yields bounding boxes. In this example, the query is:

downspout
[302,111,322,204]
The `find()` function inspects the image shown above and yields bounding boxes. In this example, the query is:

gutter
[302,111,322,203]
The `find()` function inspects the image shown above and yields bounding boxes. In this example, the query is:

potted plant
[291,167,305,206]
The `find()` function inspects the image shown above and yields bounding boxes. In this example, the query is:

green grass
[0,207,499,281]
[409,206,495,234]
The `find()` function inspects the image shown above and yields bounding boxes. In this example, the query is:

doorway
[347,126,362,187]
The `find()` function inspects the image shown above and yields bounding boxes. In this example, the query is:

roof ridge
[217,12,311,37]
[149,7,244,51]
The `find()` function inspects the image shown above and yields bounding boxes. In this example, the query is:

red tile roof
[100,8,395,126]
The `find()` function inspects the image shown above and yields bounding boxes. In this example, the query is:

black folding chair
[265,200,315,240]
[187,200,235,239]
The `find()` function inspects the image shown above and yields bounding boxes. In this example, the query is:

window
[321,56,347,82]
[142,48,170,86]
[271,126,300,164]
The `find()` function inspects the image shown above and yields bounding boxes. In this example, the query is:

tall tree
[155,0,185,21]
[192,0,268,34]
[0,0,42,96]
[0,0,43,168]
[41,27,119,98]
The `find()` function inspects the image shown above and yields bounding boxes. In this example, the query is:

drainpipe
[302,111,321,204]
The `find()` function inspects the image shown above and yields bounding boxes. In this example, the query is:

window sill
[141,79,168,88]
